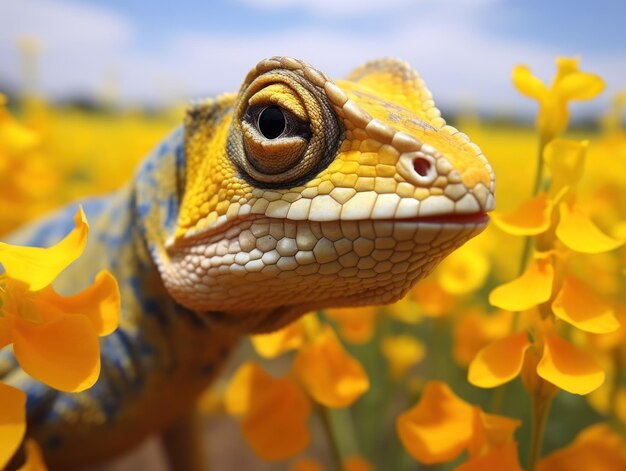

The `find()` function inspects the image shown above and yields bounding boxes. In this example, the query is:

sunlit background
[1,1,626,471]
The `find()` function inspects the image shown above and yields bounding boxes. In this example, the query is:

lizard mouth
[387,212,490,225]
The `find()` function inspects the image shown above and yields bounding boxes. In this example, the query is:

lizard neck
[133,125,186,259]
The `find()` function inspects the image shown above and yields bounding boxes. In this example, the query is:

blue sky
[2,0,625,116]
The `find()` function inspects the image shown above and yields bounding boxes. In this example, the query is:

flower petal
[552,275,620,334]
[556,71,605,101]
[537,334,605,395]
[512,65,547,100]
[325,306,377,345]
[0,317,12,349]
[294,326,369,408]
[489,257,554,311]
[0,207,88,291]
[250,320,305,359]
[553,57,580,82]
[468,332,532,388]
[225,362,311,461]
[537,98,568,142]
[386,297,422,324]
[12,313,100,392]
[453,310,513,367]
[224,362,258,416]
[0,383,26,470]
[470,409,521,456]
[492,193,553,236]
[437,247,490,295]
[381,334,426,380]
[537,423,626,471]
[291,458,324,471]
[455,443,523,471]
[543,139,587,195]
[17,439,48,471]
[37,270,120,336]
[556,203,624,253]
[242,382,310,461]
[410,280,455,317]
[396,381,474,464]
[343,456,374,471]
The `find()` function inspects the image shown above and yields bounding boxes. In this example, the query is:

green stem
[532,137,548,196]
[317,405,344,471]
[528,394,553,471]
[492,138,549,414]
[512,137,548,327]
[312,311,360,470]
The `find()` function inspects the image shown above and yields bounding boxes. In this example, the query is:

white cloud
[0,0,133,97]
[0,0,623,117]
[236,0,499,17]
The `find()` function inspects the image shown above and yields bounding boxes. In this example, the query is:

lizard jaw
[159,215,488,333]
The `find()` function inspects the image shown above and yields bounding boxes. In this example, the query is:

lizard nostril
[412,157,432,177]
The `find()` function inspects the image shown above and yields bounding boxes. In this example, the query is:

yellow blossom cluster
[2,51,626,470]
[0,96,124,471]
[216,57,626,470]
[226,315,369,461]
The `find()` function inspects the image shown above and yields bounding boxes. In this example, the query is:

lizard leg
[161,408,208,471]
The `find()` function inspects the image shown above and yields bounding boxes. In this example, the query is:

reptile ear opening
[346,58,445,129]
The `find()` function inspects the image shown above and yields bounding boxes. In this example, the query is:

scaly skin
[0,57,494,469]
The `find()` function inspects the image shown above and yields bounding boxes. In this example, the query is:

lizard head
[160,57,495,333]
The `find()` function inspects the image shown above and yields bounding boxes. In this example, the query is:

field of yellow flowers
[1,57,625,470]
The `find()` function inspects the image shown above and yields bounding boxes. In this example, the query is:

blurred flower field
[1,56,626,470]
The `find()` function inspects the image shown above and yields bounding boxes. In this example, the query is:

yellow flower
[0,207,120,392]
[385,296,422,324]
[380,334,426,380]
[543,139,587,197]
[552,274,620,334]
[290,457,325,471]
[0,207,88,292]
[489,255,554,311]
[251,319,305,359]
[455,443,522,471]
[492,193,553,236]
[436,246,490,295]
[410,280,456,317]
[468,331,532,388]
[0,95,40,157]
[453,310,513,367]
[343,456,374,471]
[469,325,605,395]
[17,440,48,471]
[397,381,474,464]
[537,423,626,471]
[293,326,369,408]
[556,202,624,254]
[225,362,311,461]
[512,57,605,142]
[536,333,605,395]
[0,383,26,470]
[397,381,522,468]
[325,306,377,344]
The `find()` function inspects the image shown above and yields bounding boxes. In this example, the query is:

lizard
[0,56,495,470]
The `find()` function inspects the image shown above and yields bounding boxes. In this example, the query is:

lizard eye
[258,105,286,139]
[227,67,343,187]
[240,103,311,175]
